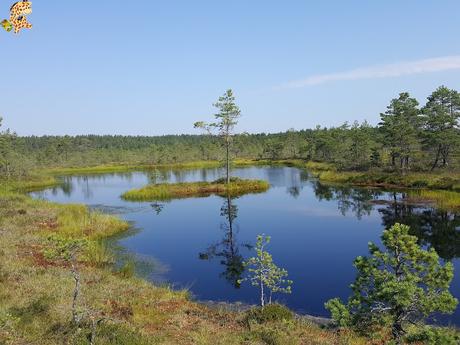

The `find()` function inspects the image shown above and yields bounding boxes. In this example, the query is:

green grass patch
[315,170,460,191]
[121,177,270,201]
[43,161,224,176]
[54,204,129,240]
[0,174,60,193]
[42,159,317,176]
[407,190,460,211]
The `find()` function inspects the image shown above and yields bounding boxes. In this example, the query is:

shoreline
[22,159,459,210]
[200,300,333,327]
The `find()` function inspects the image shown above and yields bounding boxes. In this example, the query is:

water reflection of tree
[312,182,381,219]
[147,169,170,184]
[311,184,460,260]
[378,194,460,260]
[287,186,301,198]
[199,194,250,288]
[55,176,74,196]
[151,202,165,215]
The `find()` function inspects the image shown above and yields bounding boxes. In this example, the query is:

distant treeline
[1,86,459,177]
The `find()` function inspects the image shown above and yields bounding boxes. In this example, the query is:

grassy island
[121,177,270,201]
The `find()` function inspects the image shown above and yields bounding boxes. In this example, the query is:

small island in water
[121,177,270,201]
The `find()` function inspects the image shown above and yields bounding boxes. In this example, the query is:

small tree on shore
[194,89,241,184]
[240,235,292,307]
[325,223,458,344]
[44,235,87,324]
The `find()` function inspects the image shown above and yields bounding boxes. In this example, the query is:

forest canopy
[1,86,459,177]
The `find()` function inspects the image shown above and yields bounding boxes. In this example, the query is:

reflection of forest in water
[198,181,459,289]
[312,182,460,261]
[41,171,459,274]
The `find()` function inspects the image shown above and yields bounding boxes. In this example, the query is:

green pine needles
[325,223,458,343]
[194,89,241,184]
[239,235,292,307]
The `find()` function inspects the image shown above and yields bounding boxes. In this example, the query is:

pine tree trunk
[431,145,441,171]
[71,258,81,324]
[441,145,449,167]
[391,321,404,345]
[226,139,230,185]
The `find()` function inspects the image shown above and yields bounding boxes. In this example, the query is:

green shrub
[432,177,455,190]
[410,180,428,188]
[43,234,87,261]
[213,176,243,184]
[324,298,350,327]
[245,304,294,324]
[406,326,460,345]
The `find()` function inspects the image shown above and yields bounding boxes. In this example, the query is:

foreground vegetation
[326,223,458,344]
[121,177,270,201]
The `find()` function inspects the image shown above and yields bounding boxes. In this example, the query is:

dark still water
[32,166,460,325]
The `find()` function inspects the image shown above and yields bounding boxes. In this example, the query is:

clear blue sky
[2,0,460,136]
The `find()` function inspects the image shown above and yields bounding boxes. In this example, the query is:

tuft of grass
[83,241,116,267]
[116,260,136,279]
[121,177,270,201]
[55,204,129,240]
